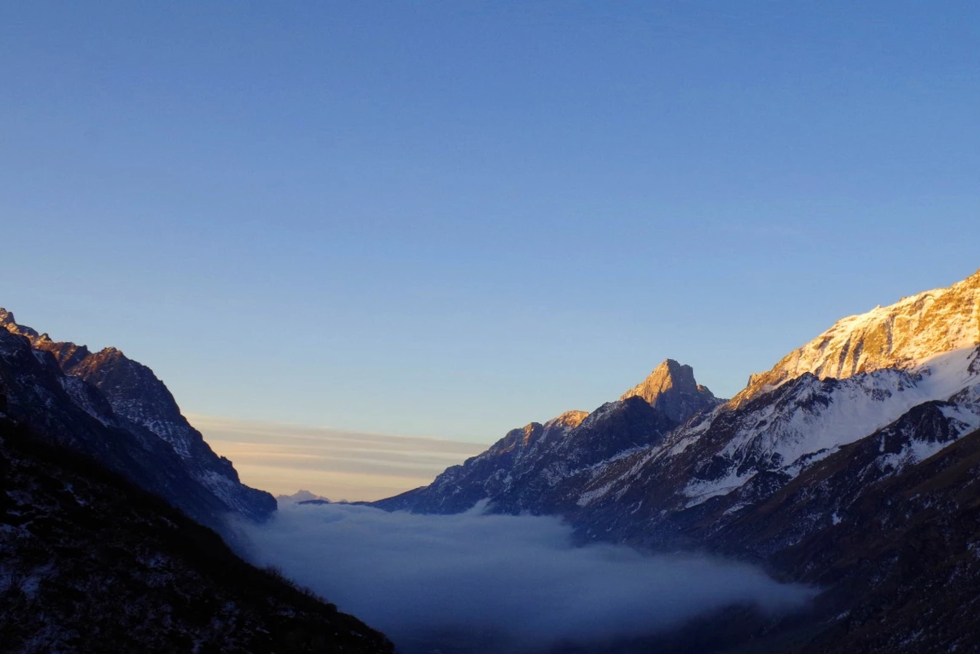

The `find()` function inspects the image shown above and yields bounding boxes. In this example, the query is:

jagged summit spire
[625,359,699,400]
[0,308,39,338]
[1,310,127,363]
[620,359,721,424]
[0,308,25,331]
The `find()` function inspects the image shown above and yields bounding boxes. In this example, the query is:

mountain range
[3,267,979,653]
[376,268,980,653]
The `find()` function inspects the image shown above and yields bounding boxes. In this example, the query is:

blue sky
[2,2,978,442]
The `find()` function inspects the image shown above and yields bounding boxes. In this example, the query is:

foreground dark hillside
[0,416,392,654]
[773,425,980,654]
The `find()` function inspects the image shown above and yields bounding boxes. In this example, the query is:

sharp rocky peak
[624,359,698,398]
[620,359,720,424]
[0,308,39,338]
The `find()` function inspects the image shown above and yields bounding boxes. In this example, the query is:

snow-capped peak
[733,268,980,406]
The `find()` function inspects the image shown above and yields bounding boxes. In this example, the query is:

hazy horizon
[193,413,487,501]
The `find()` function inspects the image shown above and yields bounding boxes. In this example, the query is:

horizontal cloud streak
[189,414,487,501]
[237,503,815,653]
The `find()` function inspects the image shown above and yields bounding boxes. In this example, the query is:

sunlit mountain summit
[375,267,980,653]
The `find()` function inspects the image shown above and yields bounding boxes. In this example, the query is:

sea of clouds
[236,502,814,653]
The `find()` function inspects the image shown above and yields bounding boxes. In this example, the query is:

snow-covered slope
[734,268,980,405]
[674,346,980,507]
[553,271,980,527]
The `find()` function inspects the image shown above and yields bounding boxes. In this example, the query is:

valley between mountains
[2,267,980,653]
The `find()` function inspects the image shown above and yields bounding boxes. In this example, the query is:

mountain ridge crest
[733,268,980,407]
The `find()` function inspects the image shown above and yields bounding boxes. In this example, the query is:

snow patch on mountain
[576,481,617,507]
[680,346,980,506]
[736,268,979,404]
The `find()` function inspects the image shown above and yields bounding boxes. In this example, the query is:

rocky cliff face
[620,358,720,423]
[375,360,715,515]
[0,309,275,529]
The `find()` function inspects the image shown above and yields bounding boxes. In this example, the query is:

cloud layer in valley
[237,503,815,653]
[190,414,486,501]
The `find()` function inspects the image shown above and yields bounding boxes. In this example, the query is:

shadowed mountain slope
[375,359,720,515]
[0,415,392,654]
[0,309,274,531]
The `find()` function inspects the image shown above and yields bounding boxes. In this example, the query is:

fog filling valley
[235,503,814,651]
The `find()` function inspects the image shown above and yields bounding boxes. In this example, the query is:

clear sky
[2,2,978,444]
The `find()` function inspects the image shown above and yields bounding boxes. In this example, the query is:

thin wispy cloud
[189,414,487,501]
